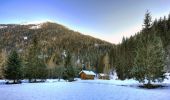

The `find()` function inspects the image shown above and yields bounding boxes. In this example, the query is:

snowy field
[0,77,170,100]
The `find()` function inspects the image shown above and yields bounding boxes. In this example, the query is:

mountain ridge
[0,22,113,70]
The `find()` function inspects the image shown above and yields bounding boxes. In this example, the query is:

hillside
[0,22,113,74]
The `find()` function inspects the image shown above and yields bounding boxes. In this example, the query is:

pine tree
[131,11,165,87]
[4,50,22,84]
[115,37,128,80]
[0,50,7,78]
[132,34,165,86]
[55,65,65,81]
[143,10,152,32]
[25,35,47,82]
[97,54,105,73]
[37,61,48,81]
[63,51,75,81]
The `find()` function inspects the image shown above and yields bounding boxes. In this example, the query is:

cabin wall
[80,72,95,80]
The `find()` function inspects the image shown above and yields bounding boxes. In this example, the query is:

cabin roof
[79,70,95,76]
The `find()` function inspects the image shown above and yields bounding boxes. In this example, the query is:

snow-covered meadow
[0,76,170,100]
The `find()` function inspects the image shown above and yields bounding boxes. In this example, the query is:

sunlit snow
[0,75,170,100]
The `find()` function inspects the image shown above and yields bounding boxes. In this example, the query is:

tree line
[110,11,169,87]
[0,22,112,80]
[2,35,77,84]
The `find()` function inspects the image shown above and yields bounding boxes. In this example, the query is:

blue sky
[0,0,170,43]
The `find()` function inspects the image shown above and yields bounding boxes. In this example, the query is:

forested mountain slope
[0,22,113,72]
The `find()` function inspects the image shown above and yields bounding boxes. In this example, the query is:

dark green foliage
[37,61,48,80]
[110,11,169,83]
[0,22,112,78]
[54,65,65,81]
[143,10,152,31]
[63,51,76,81]
[131,34,165,84]
[97,54,105,73]
[3,50,22,83]
[111,37,136,80]
[25,35,48,82]
[0,22,112,69]
[131,11,165,85]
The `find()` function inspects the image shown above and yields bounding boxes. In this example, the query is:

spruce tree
[132,34,165,86]
[25,35,47,82]
[63,51,75,81]
[115,37,128,80]
[4,50,22,84]
[131,11,165,87]
[143,10,152,32]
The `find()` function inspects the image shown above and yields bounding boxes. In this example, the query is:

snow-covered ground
[29,24,42,29]
[0,77,170,100]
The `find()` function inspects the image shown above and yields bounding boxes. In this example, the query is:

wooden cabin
[98,73,110,80]
[79,70,95,80]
